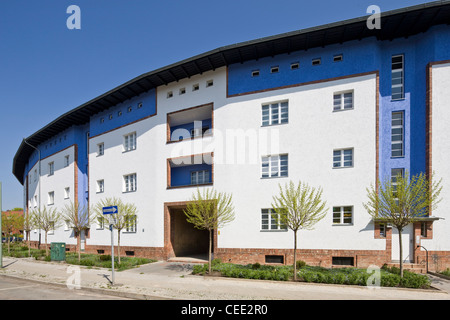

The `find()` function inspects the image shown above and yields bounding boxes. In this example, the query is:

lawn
[2,242,156,271]
[193,259,431,289]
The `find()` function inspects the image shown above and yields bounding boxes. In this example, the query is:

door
[391,224,413,262]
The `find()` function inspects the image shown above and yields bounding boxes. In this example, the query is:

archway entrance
[164,202,212,260]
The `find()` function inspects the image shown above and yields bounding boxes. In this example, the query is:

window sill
[261,122,289,128]
[260,229,288,232]
[122,148,136,154]
[167,133,213,144]
[167,182,213,190]
[332,223,353,226]
[261,176,289,179]
[332,108,354,113]
[122,190,137,194]
[332,166,354,169]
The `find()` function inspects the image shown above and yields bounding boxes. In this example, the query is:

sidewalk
[0,257,449,300]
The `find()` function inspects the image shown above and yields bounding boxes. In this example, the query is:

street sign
[102,206,118,215]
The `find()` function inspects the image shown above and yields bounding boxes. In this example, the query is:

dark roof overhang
[12,1,450,183]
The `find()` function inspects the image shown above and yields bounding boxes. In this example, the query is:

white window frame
[391,54,404,100]
[48,191,55,205]
[333,91,354,111]
[64,187,70,199]
[333,148,353,168]
[332,206,353,225]
[391,111,404,157]
[48,162,54,176]
[261,154,288,178]
[261,208,287,231]
[262,101,288,126]
[97,179,104,193]
[123,132,137,152]
[97,143,105,156]
[124,174,137,192]
[64,155,70,167]
[191,170,209,185]
[125,215,137,233]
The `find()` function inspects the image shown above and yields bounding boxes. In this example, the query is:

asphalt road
[0,276,129,300]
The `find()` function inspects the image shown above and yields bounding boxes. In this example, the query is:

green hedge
[193,260,431,289]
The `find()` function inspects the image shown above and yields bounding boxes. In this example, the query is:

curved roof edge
[12,1,450,183]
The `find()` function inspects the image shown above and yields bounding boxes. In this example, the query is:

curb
[0,273,171,300]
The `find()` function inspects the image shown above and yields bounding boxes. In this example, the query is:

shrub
[296,260,306,269]
[99,254,111,261]
[251,262,261,270]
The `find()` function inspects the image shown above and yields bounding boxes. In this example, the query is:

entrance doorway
[164,202,211,260]
[391,224,413,262]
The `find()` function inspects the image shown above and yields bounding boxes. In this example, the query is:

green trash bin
[50,242,66,261]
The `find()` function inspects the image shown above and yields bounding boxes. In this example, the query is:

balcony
[167,153,213,189]
[167,103,213,143]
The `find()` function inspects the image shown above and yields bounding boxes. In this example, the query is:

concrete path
[0,257,449,300]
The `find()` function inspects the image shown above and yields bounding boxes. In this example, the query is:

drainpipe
[23,139,41,249]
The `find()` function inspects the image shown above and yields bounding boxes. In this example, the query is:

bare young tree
[94,197,138,264]
[184,188,235,274]
[60,201,94,262]
[31,207,63,256]
[363,171,442,277]
[1,211,24,254]
[271,180,327,281]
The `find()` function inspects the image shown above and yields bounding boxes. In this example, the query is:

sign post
[102,206,118,285]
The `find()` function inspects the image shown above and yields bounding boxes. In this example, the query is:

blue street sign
[102,206,118,215]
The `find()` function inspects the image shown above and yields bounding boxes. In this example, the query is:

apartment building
[12,2,450,271]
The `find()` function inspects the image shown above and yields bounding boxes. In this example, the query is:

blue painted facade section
[89,89,156,138]
[228,25,450,185]
[170,119,212,141]
[171,164,212,187]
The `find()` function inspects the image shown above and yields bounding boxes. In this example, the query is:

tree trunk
[27,231,31,257]
[45,232,48,256]
[117,230,121,265]
[398,228,403,278]
[77,230,81,262]
[293,230,298,281]
[208,229,212,274]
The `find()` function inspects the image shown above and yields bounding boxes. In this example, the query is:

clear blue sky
[0,0,430,210]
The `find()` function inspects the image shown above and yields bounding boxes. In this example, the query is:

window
[124,132,137,152]
[48,162,54,176]
[48,191,55,205]
[191,170,210,185]
[333,54,343,62]
[97,216,105,230]
[261,209,287,230]
[192,84,199,91]
[333,149,353,168]
[97,179,104,193]
[333,91,353,111]
[34,169,37,181]
[109,114,113,120]
[312,58,321,66]
[391,168,404,200]
[64,155,70,167]
[252,70,260,77]
[64,187,70,199]
[261,154,288,178]
[391,112,404,157]
[206,80,214,87]
[124,174,137,192]
[262,101,288,126]
[332,206,353,224]
[138,102,143,109]
[125,215,137,232]
[179,88,186,95]
[380,223,386,237]
[332,257,354,266]
[421,222,427,237]
[118,111,122,117]
[392,55,404,100]
[290,62,299,70]
[270,66,279,73]
[97,143,104,156]
[167,91,173,98]
[34,195,37,207]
